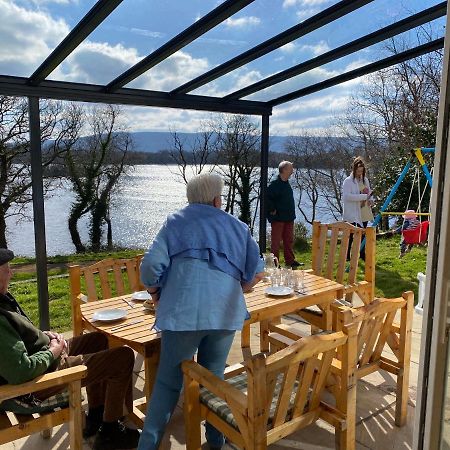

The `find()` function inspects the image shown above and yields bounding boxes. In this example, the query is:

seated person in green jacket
[0,249,139,450]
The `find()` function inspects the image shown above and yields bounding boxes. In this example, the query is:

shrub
[294,222,310,251]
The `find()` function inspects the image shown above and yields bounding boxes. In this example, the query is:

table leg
[144,349,160,401]
[260,318,281,353]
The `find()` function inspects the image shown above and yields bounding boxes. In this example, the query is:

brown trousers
[270,221,295,265]
[38,332,135,422]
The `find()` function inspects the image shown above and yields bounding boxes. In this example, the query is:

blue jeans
[137,330,236,450]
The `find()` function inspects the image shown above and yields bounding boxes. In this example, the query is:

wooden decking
[1,310,423,450]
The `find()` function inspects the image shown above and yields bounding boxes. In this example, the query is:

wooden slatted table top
[246,272,343,323]
[80,272,343,344]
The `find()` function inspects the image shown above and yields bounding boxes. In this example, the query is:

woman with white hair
[138,173,264,450]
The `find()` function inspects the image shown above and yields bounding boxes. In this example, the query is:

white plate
[92,309,127,322]
[264,286,294,296]
[131,291,151,301]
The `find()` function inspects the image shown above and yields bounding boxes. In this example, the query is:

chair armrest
[224,362,247,379]
[268,323,306,341]
[182,360,247,413]
[0,366,87,402]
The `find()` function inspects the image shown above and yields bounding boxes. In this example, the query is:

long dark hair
[351,156,366,180]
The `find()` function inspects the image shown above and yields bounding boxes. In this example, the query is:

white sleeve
[343,177,367,202]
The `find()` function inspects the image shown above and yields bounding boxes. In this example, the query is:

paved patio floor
[1,310,423,450]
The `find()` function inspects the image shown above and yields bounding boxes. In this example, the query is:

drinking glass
[297,270,306,294]
[270,268,281,287]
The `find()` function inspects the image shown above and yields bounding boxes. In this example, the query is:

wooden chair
[69,255,144,336]
[182,326,358,450]
[0,365,87,449]
[297,221,376,331]
[268,291,413,427]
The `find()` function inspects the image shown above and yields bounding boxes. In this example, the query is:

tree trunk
[68,203,87,253]
[90,202,105,253]
[0,210,7,249]
[105,215,113,250]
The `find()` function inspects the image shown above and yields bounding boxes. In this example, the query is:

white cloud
[283,0,332,7]
[224,16,261,28]
[0,1,210,90]
[129,28,165,39]
[279,43,297,53]
[296,8,320,20]
[0,0,69,76]
[29,0,76,4]
[57,41,210,91]
[299,40,330,56]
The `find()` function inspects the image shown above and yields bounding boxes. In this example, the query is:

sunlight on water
[6,165,329,256]
[6,165,188,256]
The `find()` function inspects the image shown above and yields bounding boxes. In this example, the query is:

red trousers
[270,221,295,265]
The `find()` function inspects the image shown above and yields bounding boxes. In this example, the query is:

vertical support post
[259,114,270,254]
[414,148,433,187]
[28,96,50,330]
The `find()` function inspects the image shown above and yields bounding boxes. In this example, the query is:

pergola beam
[269,37,445,106]
[29,0,123,86]
[106,0,255,92]
[225,2,447,100]
[0,76,272,116]
[171,0,374,95]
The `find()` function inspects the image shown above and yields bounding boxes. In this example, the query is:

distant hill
[129,131,292,153]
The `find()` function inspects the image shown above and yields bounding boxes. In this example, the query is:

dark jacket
[266,176,296,223]
[0,293,54,385]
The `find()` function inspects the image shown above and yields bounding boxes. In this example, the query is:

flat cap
[0,249,14,266]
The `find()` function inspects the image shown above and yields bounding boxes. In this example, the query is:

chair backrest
[246,327,356,445]
[333,292,413,372]
[311,221,376,304]
[69,255,144,335]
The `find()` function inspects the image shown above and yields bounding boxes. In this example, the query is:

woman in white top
[342,157,373,260]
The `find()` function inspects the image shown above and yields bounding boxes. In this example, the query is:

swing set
[362,147,433,249]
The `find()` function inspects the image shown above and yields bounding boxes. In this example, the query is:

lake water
[6,165,333,256]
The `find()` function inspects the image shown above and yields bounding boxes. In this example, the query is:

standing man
[267,161,300,268]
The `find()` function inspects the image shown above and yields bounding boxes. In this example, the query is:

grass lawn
[9,236,427,332]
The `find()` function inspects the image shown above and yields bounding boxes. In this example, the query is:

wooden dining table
[80,271,343,426]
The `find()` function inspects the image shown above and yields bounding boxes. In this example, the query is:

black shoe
[290,260,302,268]
[83,406,104,439]
[93,421,140,450]
[83,414,102,439]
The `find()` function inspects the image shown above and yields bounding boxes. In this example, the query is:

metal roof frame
[0,0,445,328]
[0,0,444,113]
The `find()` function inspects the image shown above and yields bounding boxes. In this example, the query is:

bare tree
[214,115,261,231]
[0,96,81,248]
[338,29,441,220]
[65,104,132,252]
[169,129,218,183]
[169,115,262,232]
[287,134,352,224]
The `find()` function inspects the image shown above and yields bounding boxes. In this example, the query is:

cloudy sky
[0,0,445,135]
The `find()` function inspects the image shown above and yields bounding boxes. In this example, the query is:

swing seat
[402,221,429,245]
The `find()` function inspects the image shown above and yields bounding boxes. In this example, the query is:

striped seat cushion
[200,372,303,430]
[0,391,70,415]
